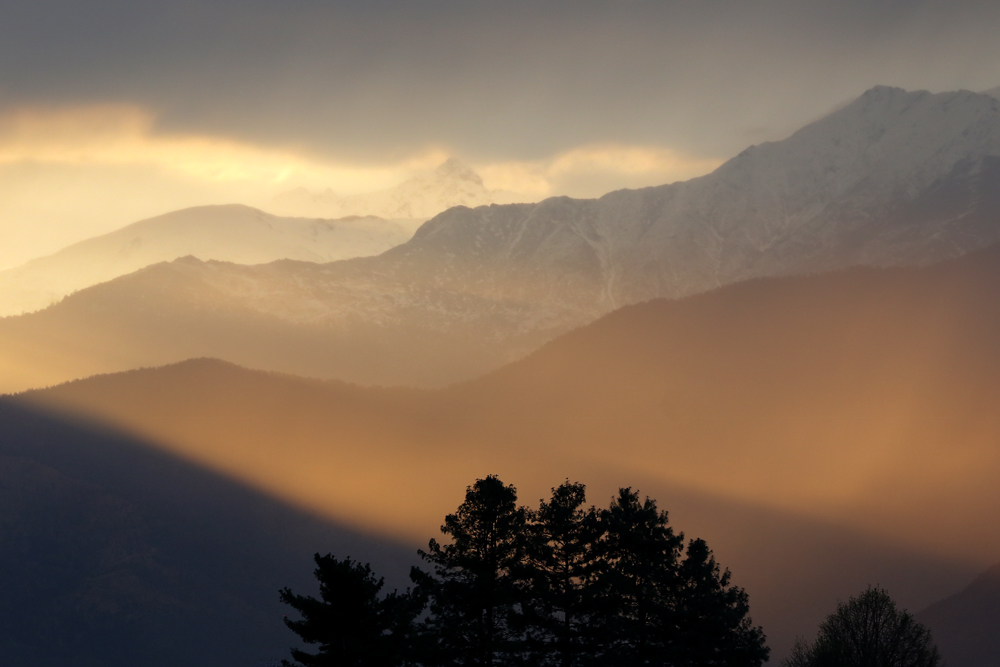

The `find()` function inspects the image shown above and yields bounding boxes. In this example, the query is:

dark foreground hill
[3,377,976,664]
[918,561,1000,667]
[18,243,1000,660]
[0,400,415,667]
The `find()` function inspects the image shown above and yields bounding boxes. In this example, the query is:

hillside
[0,204,420,317]
[3,86,1000,392]
[0,399,415,667]
[918,561,1000,667]
[18,243,1000,659]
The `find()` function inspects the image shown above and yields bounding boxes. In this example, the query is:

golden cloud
[0,104,448,192]
[477,144,724,198]
[0,103,723,268]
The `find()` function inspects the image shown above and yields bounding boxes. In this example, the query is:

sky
[2,0,1000,269]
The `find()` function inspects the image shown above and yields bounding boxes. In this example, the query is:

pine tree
[280,554,421,667]
[411,476,528,666]
[589,488,685,666]
[673,538,769,666]
[522,481,603,667]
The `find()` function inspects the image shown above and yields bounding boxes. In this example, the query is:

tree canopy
[279,554,421,667]
[282,476,769,667]
[782,586,941,667]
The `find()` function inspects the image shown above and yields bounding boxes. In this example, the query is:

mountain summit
[271,158,524,220]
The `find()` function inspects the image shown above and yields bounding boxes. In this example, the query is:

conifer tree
[280,554,421,667]
[589,488,685,665]
[673,538,769,666]
[522,481,603,667]
[411,476,528,666]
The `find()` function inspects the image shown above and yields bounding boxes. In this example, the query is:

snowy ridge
[170,87,1000,355]
[390,86,1000,306]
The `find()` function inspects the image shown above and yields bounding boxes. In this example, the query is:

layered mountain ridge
[0,205,421,317]
[2,85,999,391]
[18,241,1000,663]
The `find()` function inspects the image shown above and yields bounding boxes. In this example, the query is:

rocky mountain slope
[271,157,524,219]
[20,242,1000,661]
[918,561,1000,667]
[3,86,999,392]
[0,204,421,317]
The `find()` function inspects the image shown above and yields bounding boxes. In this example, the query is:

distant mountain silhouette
[0,204,420,317]
[20,242,1000,660]
[0,399,415,667]
[918,561,1000,667]
[3,86,1000,392]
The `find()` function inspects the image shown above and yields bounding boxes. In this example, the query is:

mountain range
[0,205,421,317]
[271,157,526,219]
[15,240,1000,663]
[2,85,999,393]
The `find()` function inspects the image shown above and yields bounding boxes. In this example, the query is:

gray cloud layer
[2,0,1000,162]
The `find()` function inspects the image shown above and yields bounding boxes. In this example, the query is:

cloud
[0,104,724,269]
[478,144,723,198]
[0,104,446,192]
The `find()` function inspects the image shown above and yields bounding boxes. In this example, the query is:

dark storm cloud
[2,0,999,161]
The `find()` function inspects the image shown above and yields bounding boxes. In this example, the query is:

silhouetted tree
[521,481,603,667]
[588,489,768,667]
[587,488,686,665]
[781,586,941,667]
[411,476,528,666]
[282,479,769,667]
[672,538,769,666]
[280,554,422,667]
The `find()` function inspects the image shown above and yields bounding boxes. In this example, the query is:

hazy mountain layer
[0,400,414,667]
[918,561,1000,667]
[0,204,421,317]
[20,243,1000,660]
[272,158,525,220]
[4,86,1000,392]
[9,361,977,665]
